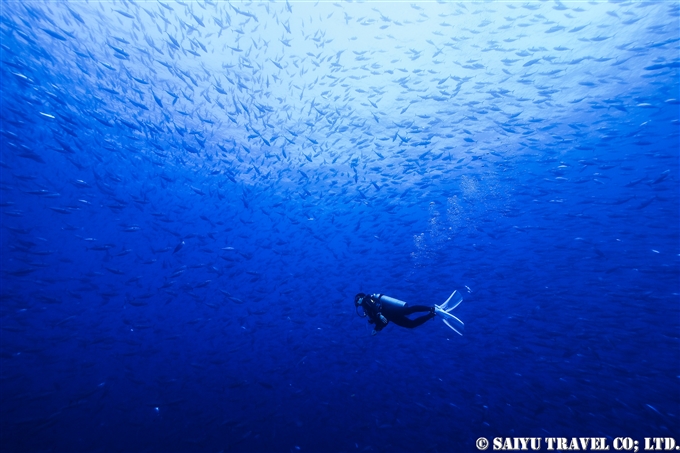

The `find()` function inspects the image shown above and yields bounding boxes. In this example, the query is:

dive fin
[434,290,464,335]
[436,290,463,313]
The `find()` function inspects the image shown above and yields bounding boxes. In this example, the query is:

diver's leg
[402,305,434,316]
[389,313,435,328]
[408,313,435,328]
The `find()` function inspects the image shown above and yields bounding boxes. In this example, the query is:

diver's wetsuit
[357,293,435,333]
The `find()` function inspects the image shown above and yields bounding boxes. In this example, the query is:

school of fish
[1,0,678,451]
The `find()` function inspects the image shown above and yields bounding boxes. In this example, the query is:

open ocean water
[0,0,678,452]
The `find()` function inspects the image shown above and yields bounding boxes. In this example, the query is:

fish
[0,2,677,447]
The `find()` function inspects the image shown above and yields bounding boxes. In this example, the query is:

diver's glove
[379,314,387,324]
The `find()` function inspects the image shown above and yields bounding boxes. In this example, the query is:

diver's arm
[373,312,388,331]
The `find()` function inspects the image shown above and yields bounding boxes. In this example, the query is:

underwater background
[0,0,678,452]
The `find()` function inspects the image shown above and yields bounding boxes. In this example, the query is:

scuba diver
[354,291,464,336]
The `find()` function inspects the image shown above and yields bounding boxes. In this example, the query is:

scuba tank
[372,294,406,310]
[355,293,407,318]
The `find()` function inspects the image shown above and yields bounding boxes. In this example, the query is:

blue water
[1,1,679,452]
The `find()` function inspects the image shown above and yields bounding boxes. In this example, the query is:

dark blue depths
[0,1,679,452]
